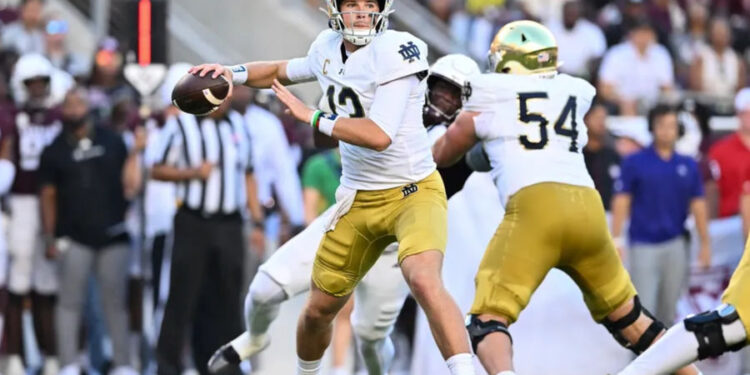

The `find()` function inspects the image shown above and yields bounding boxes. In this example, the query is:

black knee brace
[602,296,665,355]
[466,314,513,353]
[684,304,746,360]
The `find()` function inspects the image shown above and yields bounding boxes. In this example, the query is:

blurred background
[0,0,748,374]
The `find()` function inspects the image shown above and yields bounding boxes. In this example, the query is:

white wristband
[317,112,339,136]
[227,64,248,85]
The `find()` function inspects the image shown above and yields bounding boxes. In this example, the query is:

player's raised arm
[188,60,303,89]
[432,110,479,167]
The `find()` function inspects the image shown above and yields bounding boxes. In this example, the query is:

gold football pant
[722,237,750,344]
[470,182,637,323]
[312,171,447,297]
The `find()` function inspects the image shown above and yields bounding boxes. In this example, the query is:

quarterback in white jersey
[432,21,701,375]
[190,1,476,374]
[207,54,480,375]
[208,54,479,375]
[285,25,435,190]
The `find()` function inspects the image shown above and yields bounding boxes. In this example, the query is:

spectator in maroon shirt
[3,52,62,375]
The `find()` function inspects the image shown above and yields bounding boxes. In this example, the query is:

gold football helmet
[487,20,559,75]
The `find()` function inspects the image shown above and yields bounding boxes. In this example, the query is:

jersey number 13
[326,85,365,118]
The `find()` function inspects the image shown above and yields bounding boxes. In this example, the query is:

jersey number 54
[517,92,578,153]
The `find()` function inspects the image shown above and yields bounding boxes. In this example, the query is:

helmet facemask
[324,0,393,46]
[23,75,51,103]
[423,74,465,126]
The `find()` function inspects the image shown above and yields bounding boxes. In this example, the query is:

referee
[151,100,264,375]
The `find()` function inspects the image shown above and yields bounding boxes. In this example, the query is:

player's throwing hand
[188,63,234,99]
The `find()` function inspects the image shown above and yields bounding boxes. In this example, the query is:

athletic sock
[296,358,321,375]
[446,353,475,375]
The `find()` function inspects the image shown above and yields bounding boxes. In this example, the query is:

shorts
[469,182,636,323]
[7,195,58,294]
[312,171,447,297]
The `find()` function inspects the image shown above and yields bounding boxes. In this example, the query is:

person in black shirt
[39,86,143,375]
[583,102,621,211]
[152,98,264,375]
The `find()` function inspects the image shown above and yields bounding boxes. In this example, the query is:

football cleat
[207,332,270,374]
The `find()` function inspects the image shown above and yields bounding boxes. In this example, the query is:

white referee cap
[735,87,750,113]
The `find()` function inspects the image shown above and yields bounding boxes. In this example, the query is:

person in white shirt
[545,0,606,79]
[1,0,46,55]
[689,17,746,99]
[232,87,306,239]
[43,18,89,78]
[598,19,674,115]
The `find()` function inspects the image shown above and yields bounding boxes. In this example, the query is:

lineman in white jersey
[432,20,702,375]
[206,54,481,375]
[190,1,476,374]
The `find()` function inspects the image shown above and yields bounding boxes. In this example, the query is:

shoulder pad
[371,31,429,85]
[463,74,515,112]
[307,29,340,57]
[569,75,596,101]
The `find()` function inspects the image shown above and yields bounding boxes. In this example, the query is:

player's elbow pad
[466,143,491,172]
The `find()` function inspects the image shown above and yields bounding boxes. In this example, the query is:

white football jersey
[299,29,435,190]
[464,73,596,206]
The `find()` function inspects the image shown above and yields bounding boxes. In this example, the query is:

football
[171,72,230,115]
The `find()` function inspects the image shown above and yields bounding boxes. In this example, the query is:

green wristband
[310,110,323,129]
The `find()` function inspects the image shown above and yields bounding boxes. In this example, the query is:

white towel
[325,185,357,232]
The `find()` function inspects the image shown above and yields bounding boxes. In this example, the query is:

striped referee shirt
[154,111,253,217]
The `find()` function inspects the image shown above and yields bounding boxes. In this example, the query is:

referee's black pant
[157,207,245,375]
